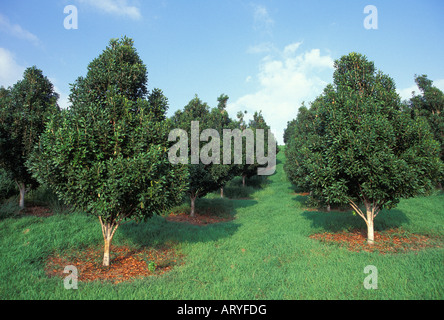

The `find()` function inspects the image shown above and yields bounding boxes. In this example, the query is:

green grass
[0,151,443,299]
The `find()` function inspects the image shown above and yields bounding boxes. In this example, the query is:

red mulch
[165,212,234,226]
[45,245,182,284]
[310,228,441,254]
[294,192,310,196]
[29,205,230,283]
[20,206,53,217]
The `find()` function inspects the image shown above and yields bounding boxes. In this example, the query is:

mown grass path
[0,151,443,299]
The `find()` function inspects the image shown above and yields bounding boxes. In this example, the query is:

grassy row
[0,151,443,299]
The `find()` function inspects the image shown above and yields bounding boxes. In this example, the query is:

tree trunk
[220,187,224,198]
[16,181,26,210]
[99,218,119,267]
[242,175,246,187]
[103,237,111,267]
[365,201,376,245]
[190,195,196,218]
[349,198,378,246]
[367,216,375,245]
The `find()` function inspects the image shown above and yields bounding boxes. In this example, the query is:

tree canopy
[0,66,59,208]
[239,110,276,186]
[285,52,443,244]
[170,94,237,216]
[28,37,188,266]
[404,74,444,186]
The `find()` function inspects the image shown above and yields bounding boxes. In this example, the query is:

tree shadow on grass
[214,175,270,200]
[119,198,258,248]
[293,194,410,233]
[42,199,257,284]
[302,208,410,234]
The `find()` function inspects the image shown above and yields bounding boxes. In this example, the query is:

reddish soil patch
[165,212,234,226]
[293,192,310,197]
[310,228,441,254]
[45,245,182,284]
[21,206,53,217]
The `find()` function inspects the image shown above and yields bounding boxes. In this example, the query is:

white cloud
[0,52,70,109]
[247,42,276,55]
[0,48,25,88]
[57,91,71,110]
[252,4,274,35]
[78,0,142,20]
[283,42,302,57]
[432,79,444,92]
[397,85,418,101]
[0,14,40,46]
[48,77,71,110]
[228,43,334,145]
[397,78,444,102]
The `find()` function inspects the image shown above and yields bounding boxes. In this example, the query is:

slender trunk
[367,216,375,245]
[349,198,378,246]
[19,185,25,209]
[365,201,375,245]
[190,195,196,218]
[242,175,246,187]
[99,217,119,267]
[16,181,26,210]
[220,187,224,198]
[103,237,111,267]
[326,204,331,212]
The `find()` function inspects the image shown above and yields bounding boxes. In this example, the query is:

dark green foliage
[171,94,237,215]
[283,118,297,145]
[233,110,278,186]
[284,99,322,202]
[27,37,188,265]
[404,75,444,185]
[285,52,443,242]
[29,37,188,222]
[0,168,16,203]
[210,94,240,190]
[243,111,272,182]
[0,67,59,208]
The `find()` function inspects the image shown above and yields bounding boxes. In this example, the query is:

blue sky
[1,0,443,144]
